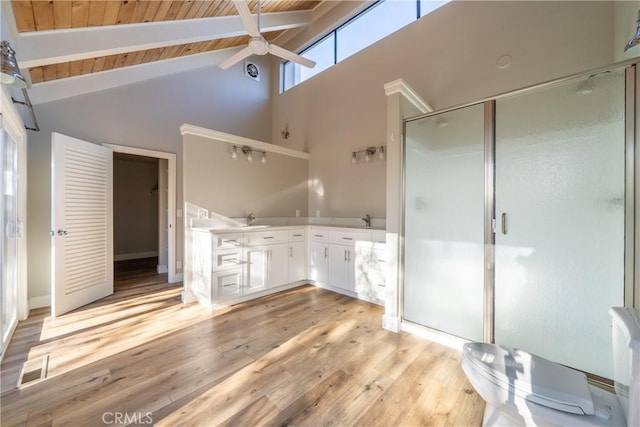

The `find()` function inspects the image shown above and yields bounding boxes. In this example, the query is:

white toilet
[462,307,640,426]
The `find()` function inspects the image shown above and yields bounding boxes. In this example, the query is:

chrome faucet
[247,213,256,225]
[362,214,372,228]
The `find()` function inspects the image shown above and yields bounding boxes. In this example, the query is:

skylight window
[280,0,450,93]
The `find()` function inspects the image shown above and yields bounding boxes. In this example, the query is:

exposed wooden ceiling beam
[15,10,312,69]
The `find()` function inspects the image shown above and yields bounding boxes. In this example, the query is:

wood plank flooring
[1,260,484,426]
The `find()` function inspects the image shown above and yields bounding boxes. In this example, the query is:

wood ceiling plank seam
[56,62,71,79]
[141,0,162,22]
[115,0,137,25]
[102,54,118,71]
[140,47,162,64]
[102,1,122,25]
[69,59,84,77]
[163,1,184,21]
[175,0,196,20]
[52,0,72,29]
[130,1,152,24]
[131,50,148,65]
[202,0,225,17]
[92,56,107,73]
[10,1,37,32]
[32,0,56,31]
[215,1,236,17]
[42,64,57,82]
[87,1,107,26]
[185,1,209,19]
[151,0,173,21]
[122,51,137,68]
[156,46,175,61]
[112,53,128,70]
[81,58,95,75]
[70,1,90,28]
[28,67,44,84]
[179,42,199,58]
[246,0,258,15]
[193,40,214,54]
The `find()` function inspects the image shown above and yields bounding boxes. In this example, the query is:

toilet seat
[462,342,595,415]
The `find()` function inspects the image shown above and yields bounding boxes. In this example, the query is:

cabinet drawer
[246,230,288,246]
[309,229,329,241]
[288,229,305,242]
[212,249,242,271]
[214,269,242,299]
[371,230,386,244]
[329,229,370,245]
[212,233,243,250]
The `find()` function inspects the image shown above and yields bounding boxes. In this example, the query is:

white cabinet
[268,243,289,287]
[245,245,269,293]
[308,241,328,283]
[288,241,306,282]
[328,244,354,292]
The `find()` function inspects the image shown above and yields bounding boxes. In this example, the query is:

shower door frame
[400,59,639,368]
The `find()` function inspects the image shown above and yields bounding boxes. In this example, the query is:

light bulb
[231,146,238,160]
[351,153,357,164]
[365,152,371,162]
[261,152,266,164]
[247,151,253,162]
[378,146,385,160]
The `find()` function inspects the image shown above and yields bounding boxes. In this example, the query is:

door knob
[57,229,68,236]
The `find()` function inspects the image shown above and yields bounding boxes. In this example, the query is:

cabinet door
[328,244,353,291]
[309,241,328,284]
[268,243,289,288]
[354,246,374,300]
[288,241,306,282]
[370,247,387,303]
[214,269,243,300]
[245,246,268,294]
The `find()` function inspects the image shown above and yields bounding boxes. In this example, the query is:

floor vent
[18,354,49,387]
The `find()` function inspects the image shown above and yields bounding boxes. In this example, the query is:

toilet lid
[463,342,595,415]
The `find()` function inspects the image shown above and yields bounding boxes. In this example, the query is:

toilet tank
[609,307,640,426]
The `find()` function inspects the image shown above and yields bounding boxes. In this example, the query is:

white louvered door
[52,133,113,316]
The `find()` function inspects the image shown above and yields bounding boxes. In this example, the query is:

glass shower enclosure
[402,65,632,379]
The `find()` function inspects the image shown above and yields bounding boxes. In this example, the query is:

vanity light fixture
[625,9,640,58]
[1,41,26,88]
[351,146,385,164]
[232,145,267,164]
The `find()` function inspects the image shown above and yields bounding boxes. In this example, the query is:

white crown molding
[384,79,433,114]
[28,48,241,105]
[15,10,312,69]
[180,124,311,160]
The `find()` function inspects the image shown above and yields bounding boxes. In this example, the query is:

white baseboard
[401,321,467,352]
[114,251,158,261]
[29,295,51,309]
[382,314,401,332]
[157,265,168,274]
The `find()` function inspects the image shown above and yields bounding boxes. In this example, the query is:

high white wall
[27,57,272,304]
[271,1,618,219]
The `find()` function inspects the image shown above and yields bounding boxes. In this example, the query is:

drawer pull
[342,237,353,240]
[263,236,274,239]
[293,234,303,237]
[377,284,386,288]
[222,239,237,244]
[324,247,328,258]
[223,258,238,263]
[314,234,323,237]
[223,283,238,287]
[378,260,386,263]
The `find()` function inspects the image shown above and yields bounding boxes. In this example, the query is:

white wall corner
[29,295,51,310]
[383,79,433,114]
[181,288,195,304]
[157,265,168,274]
[382,314,401,333]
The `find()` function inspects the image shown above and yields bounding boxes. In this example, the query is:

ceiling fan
[218,0,316,70]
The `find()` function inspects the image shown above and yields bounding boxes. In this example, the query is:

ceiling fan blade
[268,44,316,68]
[233,0,261,38]
[218,46,254,70]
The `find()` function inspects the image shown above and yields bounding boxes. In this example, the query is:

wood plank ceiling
[11,0,320,84]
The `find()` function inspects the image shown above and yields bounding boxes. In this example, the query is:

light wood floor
[1,260,484,426]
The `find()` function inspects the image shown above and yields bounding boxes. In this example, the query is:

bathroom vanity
[188,224,386,310]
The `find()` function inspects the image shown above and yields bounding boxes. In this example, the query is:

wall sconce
[351,146,385,164]
[280,125,290,139]
[1,41,39,131]
[232,145,267,164]
[625,9,640,58]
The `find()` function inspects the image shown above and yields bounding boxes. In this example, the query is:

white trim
[401,321,467,352]
[16,11,312,69]
[1,87,29,324]
[104,144,178,284]
[180,124,311,160]
[114,251,159,262]
[28,49,241,105]
[29,295,51,309]
[383,79,433,114]
[175,273,184,283]
[157,265,168,274]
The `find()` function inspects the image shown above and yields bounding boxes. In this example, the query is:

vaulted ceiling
[4,0,340,101]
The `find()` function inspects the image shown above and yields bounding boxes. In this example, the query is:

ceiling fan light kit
[219,0,317,71]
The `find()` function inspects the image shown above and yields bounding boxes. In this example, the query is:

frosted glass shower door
[404,103,485,341]
[494,71,625,379]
